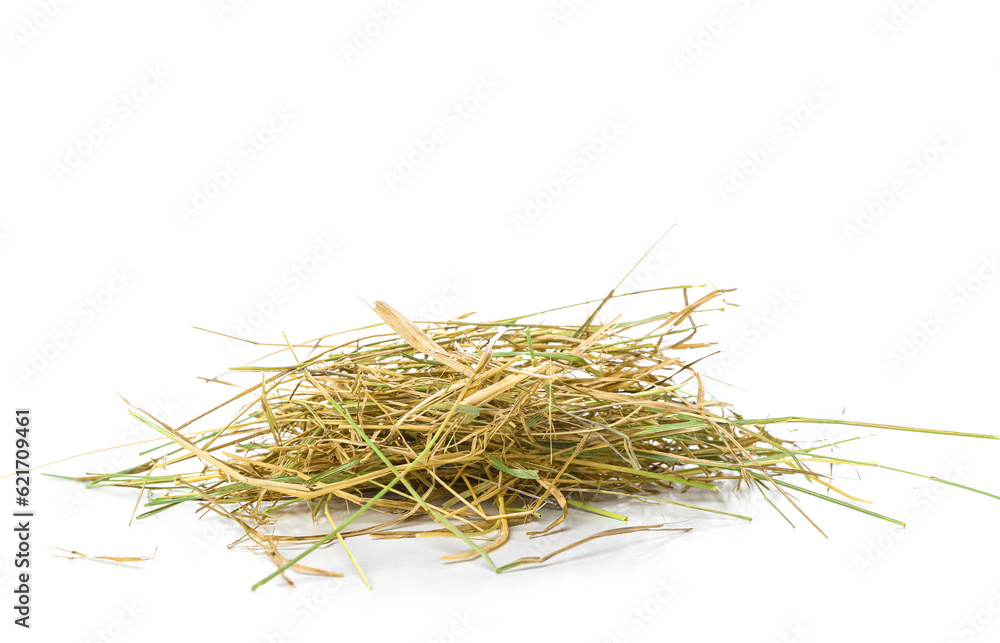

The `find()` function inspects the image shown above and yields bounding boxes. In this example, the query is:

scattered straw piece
[53,546,157,563]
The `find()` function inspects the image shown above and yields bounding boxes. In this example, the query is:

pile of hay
[80,286,996,589]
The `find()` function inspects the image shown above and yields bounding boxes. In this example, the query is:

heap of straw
[79,286,998,590]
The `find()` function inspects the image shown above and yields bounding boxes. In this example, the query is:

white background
[2,1,1000,641]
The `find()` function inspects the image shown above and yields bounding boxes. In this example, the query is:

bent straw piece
[496,524,691,572]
